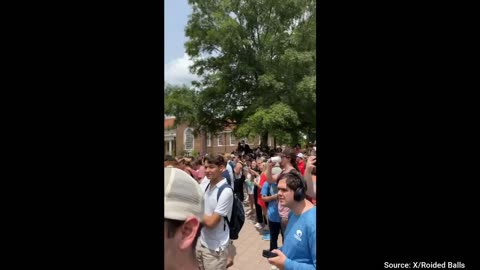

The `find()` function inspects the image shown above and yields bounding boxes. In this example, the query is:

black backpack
[205,183,245,240]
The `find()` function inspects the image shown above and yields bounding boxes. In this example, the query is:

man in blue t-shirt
[261,181,283,251]
[267,170,316,270]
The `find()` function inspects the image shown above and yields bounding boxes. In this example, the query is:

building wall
[168,120,274,157]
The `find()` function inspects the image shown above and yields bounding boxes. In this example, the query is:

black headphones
[289,170,307,202]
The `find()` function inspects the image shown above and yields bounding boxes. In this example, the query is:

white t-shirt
[199,176,209,189]
[200,178,233,251]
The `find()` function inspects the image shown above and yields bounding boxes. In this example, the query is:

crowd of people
[164,143,317,270]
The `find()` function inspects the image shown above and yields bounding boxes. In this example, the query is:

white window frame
[230,132,236,146]
[217,133,224,146]
[207,133,211,147]
[184,128,194,151]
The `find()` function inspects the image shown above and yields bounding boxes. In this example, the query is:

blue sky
[164,0,198,86]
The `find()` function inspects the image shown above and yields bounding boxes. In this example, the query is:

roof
[164,118,175,129]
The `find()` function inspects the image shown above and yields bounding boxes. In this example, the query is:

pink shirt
[278,204,290,219]
[197,165,205,180]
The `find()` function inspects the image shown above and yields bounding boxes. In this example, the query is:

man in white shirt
[196,155,234,270]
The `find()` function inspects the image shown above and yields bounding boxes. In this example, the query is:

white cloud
[164,53,200,86]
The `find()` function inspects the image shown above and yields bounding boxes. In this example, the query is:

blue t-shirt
[261,182,281,223]
[280,207,316,270]
[222,170,232,186]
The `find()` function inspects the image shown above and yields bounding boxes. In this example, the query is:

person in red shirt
[296,153,306,176]
[254,163,269,230]
[304,155,317,205]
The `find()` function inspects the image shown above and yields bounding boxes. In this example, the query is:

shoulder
[304,208,317,230]
[218,184,234,199]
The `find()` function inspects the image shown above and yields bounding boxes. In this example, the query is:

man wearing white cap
[296,153,306,176]
[164,167,205,270]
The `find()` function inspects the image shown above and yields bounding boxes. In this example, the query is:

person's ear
[178,217,200,251]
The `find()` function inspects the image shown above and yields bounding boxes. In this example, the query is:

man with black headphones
[266,170,316,270]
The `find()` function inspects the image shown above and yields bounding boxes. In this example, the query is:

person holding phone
[304,155,316,199]
[267,170,316,270]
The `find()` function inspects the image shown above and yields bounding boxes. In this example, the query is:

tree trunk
[260,130,268,150]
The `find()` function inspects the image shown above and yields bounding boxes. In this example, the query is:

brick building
[164,116,274,157]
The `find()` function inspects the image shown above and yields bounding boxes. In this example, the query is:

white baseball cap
[164,167,204,222]
[297,153,305,159]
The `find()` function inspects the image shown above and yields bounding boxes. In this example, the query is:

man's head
[278,148,297,169]
[256,156,264,167]
[192,159,203,170]
[164,167,204,269]
[277,170,307,207]
[296,153,305,163]
[165,155,180,168]
[204,154,226,182]
[224,153,232,163]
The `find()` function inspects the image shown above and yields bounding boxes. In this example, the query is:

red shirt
[257,173,267,208]
[297,160,305,175]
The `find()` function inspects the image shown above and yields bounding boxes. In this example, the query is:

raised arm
[266,159,278,183]
[304,156,316,198]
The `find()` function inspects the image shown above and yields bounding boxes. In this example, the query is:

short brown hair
[204,154,225,167]
[281,148,300,171]
[279,170,307,193]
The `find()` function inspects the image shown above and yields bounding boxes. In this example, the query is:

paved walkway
[228,203,280,270]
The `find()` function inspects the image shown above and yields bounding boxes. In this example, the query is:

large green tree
[184,0,316,148]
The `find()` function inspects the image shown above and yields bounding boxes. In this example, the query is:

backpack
[205,183,245,240]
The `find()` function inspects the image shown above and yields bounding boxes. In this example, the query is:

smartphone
[262,249,278,258]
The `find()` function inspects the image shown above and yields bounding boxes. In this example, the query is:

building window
[217,133,224,146]
[240,138,248,144]
[207,133,211,147]
[230,133,236,146]
[184,128,194,151]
